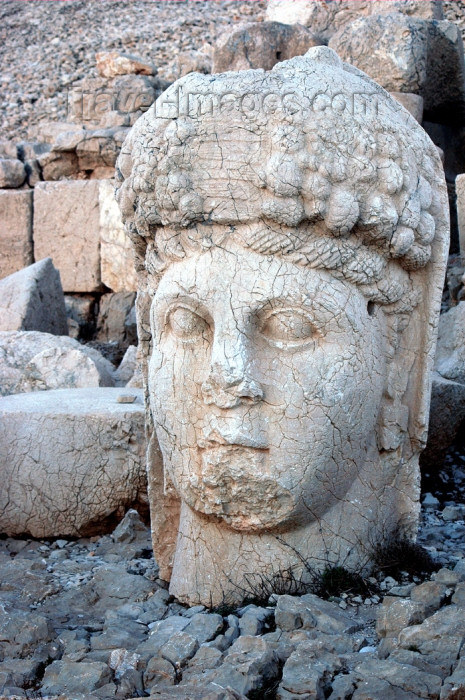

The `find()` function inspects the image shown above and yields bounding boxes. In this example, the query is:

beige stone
[421,372,465,470]
[96,50,156,78]
[0,330,115,396]
[116,47,448,606]
[266,0,443,41]
[456,173,465,262]
[34,181,101,292]
[0,158,26,188]
[99,179,137,292]
[212,22,320,73]
[1,157,25,188]
[0,189,33,279]
[329,15,465,122]
[0,258,68,335]
[390,92,424,123]
[0,387,146,538]
[435,302,465,385]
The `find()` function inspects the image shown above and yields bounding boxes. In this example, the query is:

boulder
[74,127,129,171]
[266,0,443,42]
[456,174,465,262]
[0,158,26,188]
[96,50,156,78]
[99,179,137,292]
[68,75,157,128]
[41,660,112,697]
[212,22,320,73]
[421,372,465,469]
[33,181,102,293]
[329,14,465,124]
[0,387,146,537]
[0,330,115,396]
[0,189,33,279]
[390,92,424,123]
[435,302,465,384]
[115,344,138,385]
[96,291,136,344]
[278,640,341,698]
[0,140,18,159]
[353,658,442,699]
[376,597,426,639]
[0,258,68,335]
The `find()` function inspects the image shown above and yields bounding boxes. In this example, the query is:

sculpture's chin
[179,445,296,532]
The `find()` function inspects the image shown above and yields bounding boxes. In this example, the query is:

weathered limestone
[116,47,449,605]
[0,258,68,335]
[96,50,156,78]
[34,181,102,292]
[0,158,26,189]
[99,179,137,292]
[456,174,465,261]
[329,14,465,123]
[421,372,465,469]
[96,292,136,344]
[0,189,33,279]
[390,92,424,123]
[0,388,146,537]
[435,301,465,384]
[0,330,115,395]
[212,22,320,73]
[266,0,443,41]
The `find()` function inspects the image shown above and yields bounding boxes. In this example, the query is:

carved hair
[116,46,448,312]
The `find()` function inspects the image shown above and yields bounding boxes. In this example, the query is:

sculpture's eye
[260,309,317,346]
[168,306,210,339]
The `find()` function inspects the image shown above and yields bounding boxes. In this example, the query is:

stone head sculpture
[116,47,448,606]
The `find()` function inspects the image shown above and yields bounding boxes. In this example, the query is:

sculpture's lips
[197,436,268,450]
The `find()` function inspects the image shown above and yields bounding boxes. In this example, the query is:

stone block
[96,291,136,344]
[34,180,102,292]
[329,15,465,124]
[41,660,112,697]
[421,372,465,469]
[0,158,26,188]
[212,22,320,73]
[390,92,424,123]
[0,257,68,334]
[266,0,443,42]
[0,330,115,396]
[96,50,156,78]
[99,179,137,292]
[0,189,33,278]
[0,387,146,537]
[456,173,465,262]
[435,302,465,384]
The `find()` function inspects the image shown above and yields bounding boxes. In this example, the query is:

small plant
[373,533,438,579]
[310,565,374,599]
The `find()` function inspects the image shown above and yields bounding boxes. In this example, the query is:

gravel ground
[1,0,465,143]
[0,0,265,141]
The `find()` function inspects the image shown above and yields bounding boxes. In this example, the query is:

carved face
[149,238,387,531]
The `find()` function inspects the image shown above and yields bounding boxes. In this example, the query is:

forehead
[155,244,353,310]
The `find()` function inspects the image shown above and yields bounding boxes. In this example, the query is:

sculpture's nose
[201,330,264,409]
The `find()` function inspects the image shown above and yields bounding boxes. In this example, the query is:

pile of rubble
[1,500,465,699]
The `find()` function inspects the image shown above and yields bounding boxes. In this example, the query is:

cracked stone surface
[0,258,68,335]
[0,387,147,538]
[0,499,464,698]
[0,330,116,395]
[115,47,449,606]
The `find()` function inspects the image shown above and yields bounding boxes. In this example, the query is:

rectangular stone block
[33,180,101,292]
[99,179,137,292]
[0,190,33,279]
